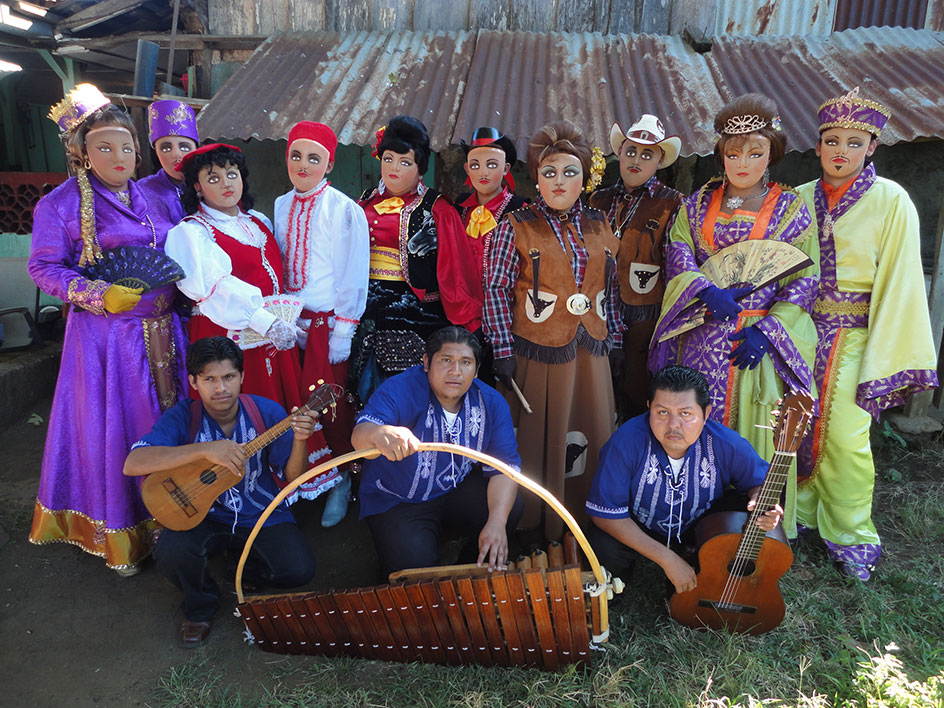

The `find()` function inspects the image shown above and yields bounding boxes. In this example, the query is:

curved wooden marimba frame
[236,442,622,668]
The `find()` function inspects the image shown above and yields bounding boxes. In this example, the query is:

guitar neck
[242,416,294,457]
[734,452,792,562]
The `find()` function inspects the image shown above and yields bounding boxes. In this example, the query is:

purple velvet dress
[138,169,186,225]
[27,174,188,570]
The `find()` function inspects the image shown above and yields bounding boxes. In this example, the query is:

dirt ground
[0,397,380,708]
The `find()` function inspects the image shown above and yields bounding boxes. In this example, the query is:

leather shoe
[178,619,211,648]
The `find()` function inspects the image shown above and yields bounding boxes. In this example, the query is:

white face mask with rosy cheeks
[537,153,583,212]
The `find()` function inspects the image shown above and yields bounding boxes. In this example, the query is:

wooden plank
[389,584,438,663]
[469,0,509,29]
[556,0,595,31]
[472,576,508,665]
[208,0,255,34]
[490,573,525,666]
[332,590,375,658]
[509,0,558,31]
[367,0,412,30]
[414,0,469,29]
[590,0,611,32]
[563,567,591,667]
[545,568,575,664]
[639,0,672,33]
[359,588,402,663]
[325,0,370,30]
[318,592,361,658]
[437,579,476,665]
[293,0,326,30]
[505,571,541,667]
[419,581,463,664]
[271,596,312,654]
[235,602,271,652]
[455,577,495,666]
[256,0,292,34]
[404,583,448,664]
[55,0,148,32]
[524,569,559,671]
[247,598,290,654]
[288,594,330,655]
[302,594,342,657]
[375,586,415,661]
[608,0,638,34]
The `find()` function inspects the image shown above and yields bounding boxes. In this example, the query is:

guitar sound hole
[726,559,756,577]
[199,468,218,485]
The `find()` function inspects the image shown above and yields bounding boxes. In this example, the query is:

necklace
[724,185,769,210]
[116,190,132,207]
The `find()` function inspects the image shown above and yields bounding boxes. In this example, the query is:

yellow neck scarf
[466,205,498,239]
[374,196,405,215]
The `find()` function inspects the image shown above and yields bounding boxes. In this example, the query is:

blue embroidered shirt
[132,395,295,528]
[585,414,767,542]
[357,365,521,518]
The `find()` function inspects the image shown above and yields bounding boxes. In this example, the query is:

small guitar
[141,383,340,531]
[668,390,814,634]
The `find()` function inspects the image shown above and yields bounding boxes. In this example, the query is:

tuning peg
[309,384,316,392]
[322,408,328,415]
[317,378,324,385]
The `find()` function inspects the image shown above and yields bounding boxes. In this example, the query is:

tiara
[721,114,769,135]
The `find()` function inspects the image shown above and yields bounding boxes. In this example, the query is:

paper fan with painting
[658,240,813,342]
[82,245,185,292]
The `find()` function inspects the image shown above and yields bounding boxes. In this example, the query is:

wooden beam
[55,0,150,33]
[103,92,208,110]
[55,32,267,52]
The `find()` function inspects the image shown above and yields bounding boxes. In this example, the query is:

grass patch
[150,433,944,708]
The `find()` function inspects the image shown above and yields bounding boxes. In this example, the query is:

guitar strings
[717,451,792,608]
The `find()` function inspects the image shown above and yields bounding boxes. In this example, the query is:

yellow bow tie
[374,196,405,215]
[466,205,497,239]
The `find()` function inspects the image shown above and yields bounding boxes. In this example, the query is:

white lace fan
[658,241,813,342]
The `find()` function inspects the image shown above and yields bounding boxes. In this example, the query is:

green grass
[149,432,944,708]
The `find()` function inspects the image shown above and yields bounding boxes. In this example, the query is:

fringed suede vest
[590,184,682,309]
[509,205,618,364]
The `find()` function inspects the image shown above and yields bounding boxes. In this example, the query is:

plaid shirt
[484,196,624,359]
[593,176,679,240]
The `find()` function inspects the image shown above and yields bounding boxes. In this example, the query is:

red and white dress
[166,204,340,498]
[274,178,369,459]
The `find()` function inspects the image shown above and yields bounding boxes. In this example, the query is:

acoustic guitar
[141,383,340,531]
[667,390,814,635]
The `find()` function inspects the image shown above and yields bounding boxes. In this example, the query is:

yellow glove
[103,285,143,313]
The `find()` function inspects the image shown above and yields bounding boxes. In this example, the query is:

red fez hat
[175,142,241,173]
[287,121,338,162]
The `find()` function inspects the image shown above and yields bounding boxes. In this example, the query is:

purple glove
[728,326,770,370]
[698,285,753,322]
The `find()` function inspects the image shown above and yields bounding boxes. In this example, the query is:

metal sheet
[714,0,837,36]
[706,27,944,151]
[832,0,929,31]
[450,31,725,158]
[196,30,476,150]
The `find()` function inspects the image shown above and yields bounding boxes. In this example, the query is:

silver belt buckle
[566,293,592,316]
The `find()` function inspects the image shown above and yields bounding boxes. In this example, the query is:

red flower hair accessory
[371,126,386,158]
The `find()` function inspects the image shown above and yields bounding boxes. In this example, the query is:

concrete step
[0,342,62,433]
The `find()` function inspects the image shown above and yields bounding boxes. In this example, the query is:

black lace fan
[82,246,185,292]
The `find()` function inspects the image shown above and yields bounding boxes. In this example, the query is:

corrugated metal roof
[196,30,476,150]
[199,27,944,158]
[706,27,944,151]
[714,0,836,36]
[451,31,724,159]
[832,0,929,31]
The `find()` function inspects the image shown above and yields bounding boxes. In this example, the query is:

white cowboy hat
[609,114,681,168]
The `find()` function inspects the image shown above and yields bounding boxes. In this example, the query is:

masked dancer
[139,99,198,225]
[28,85,187,574]
[794,89,937,580]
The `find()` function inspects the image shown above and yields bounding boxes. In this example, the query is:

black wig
[180,145,254,215]
[377,116,431,173]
